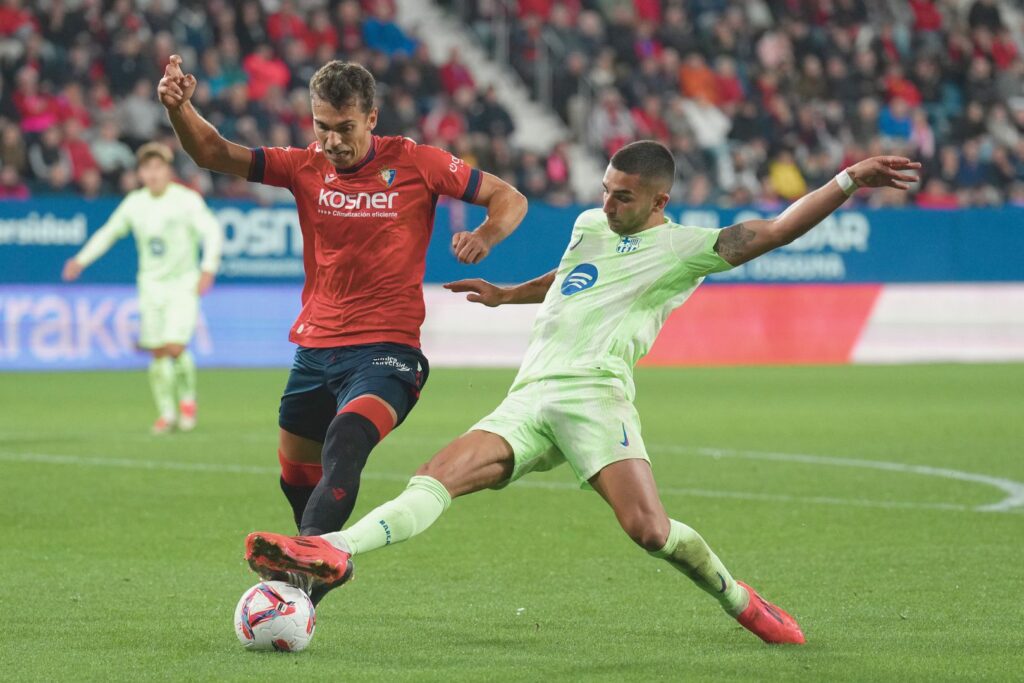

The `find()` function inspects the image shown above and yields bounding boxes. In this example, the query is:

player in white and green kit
[246,142,920,644]
[63,143,223,434]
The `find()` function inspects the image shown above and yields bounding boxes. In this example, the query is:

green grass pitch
[2,365,1022,681]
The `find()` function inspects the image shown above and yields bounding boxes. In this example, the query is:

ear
[368,107,379,130]
[652,191,670,212]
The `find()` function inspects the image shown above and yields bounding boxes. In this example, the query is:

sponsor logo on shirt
[372,356,412,373]
[318,189,398,210]
[616,236,641,253]
[560,263,599,296]
[378,167,397,187]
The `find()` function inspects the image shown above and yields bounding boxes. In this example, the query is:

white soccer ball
[234,580,316,652]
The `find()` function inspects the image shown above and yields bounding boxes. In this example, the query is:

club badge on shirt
[616,236,641,253]
[378,167,397,187]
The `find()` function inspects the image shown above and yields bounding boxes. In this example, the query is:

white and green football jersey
[511,208,732,400]
[75,183,222,289]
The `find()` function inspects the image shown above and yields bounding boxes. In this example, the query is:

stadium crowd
[452,0,1024,209]
[3,0,1024,208]
[0,0,574,204]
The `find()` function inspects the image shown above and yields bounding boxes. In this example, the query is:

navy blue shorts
[278,343,429,443]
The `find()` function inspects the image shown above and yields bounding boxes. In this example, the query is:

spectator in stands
[768,150,807,201]
[0,165,30,199]
[588,88,635,159]
[362,0,416,57]
[105,33,154,97]
[117,80,165,149]
[242,44,290,102]
[12,67,59,135]
[267,0,308,46]
[27,125,71,191]
[0,122,27,175]
[440,47,475,96]
[61,118,98,190]
[91,119,135,187]
[468,86,515,138]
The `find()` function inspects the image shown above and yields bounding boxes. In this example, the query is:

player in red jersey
[158,56,527,603]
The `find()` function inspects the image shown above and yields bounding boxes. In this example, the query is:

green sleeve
[74,196,133,267]
[670,226,733,278]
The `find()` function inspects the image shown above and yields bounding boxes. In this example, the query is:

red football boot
[735,581,806,644]
[245,532,350,583]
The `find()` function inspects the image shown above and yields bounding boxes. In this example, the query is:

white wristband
[834,169,857,196]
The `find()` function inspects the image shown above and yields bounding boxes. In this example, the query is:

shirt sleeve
[248,146,306,189]
[670,227,734,278]
[74,197,133,267]
[191,194,223,274]
[411,142,482,201]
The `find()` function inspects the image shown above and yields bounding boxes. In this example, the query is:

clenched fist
[451,230,491,265]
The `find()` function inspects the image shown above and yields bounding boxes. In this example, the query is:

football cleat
[245,532,351,584]
[735,581,806,645]
[151,416,174,435]
[178,400,197,432]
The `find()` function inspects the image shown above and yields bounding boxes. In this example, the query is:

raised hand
[847,156,922,191]
[451,230,491,265]
[443,279,507,307]
[157,54,197,111]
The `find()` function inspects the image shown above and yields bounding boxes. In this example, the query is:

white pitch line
[0,450,1017,514]
[664,445,1024,513]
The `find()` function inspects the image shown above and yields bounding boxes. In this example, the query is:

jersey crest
[616,236,641,253]
[378,167,397,187]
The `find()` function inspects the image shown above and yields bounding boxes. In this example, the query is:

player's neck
[147,185,170,198]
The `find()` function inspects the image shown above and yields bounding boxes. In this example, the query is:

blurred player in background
[245,142,920,644]
[62,142,223,434]
[158,55,527,602]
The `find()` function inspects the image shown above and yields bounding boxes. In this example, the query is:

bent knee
[621,514,670,552]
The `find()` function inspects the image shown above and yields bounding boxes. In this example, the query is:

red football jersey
[249,135,482,349]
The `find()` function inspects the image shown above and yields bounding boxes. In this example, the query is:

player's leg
[147,347,177,434]
[322,428,515,553]
[548,381,803,644]
[140,294,177,433]
[164,290,199,430]
[589,458,747,610]
[298,344,430,536]
[278,429,325,528]
[246,382,556,584]
[589,459,804,644]
[246,429,515,581]
[277,349,338,530]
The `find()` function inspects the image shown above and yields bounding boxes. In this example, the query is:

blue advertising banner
[0,284,301,371]
[2,198,1022,285]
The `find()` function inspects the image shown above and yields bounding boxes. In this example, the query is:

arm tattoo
[714,222,757,263]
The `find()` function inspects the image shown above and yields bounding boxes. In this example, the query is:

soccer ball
[234,581,316,652]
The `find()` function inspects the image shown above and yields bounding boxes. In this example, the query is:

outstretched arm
[62,201,132,281]
[714,156,920,266]
[451,173,528,265]
[444,270,556,307]
[158,55,252,178]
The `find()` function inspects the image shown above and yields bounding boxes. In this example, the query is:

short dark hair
[309,61,376,112]
[610,140,676,190]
